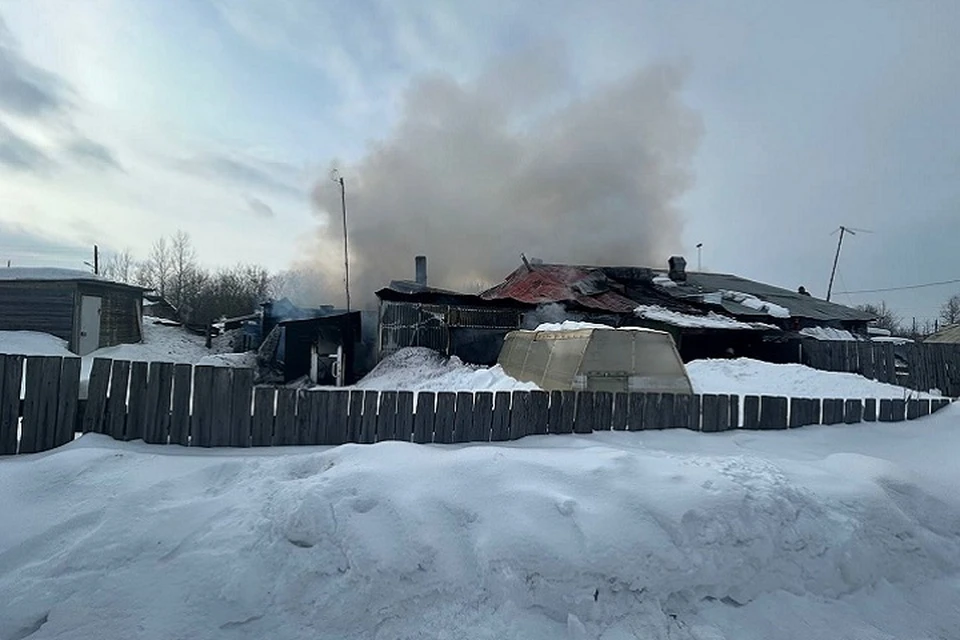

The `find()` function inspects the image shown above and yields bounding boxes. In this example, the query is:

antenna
[331,169,351,312]
[826,226,871,301]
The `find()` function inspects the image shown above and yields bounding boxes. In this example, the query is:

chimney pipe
[668,256,687,282]
[415,255,427,286]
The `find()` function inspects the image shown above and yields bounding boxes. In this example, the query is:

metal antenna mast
[826,225,871,301]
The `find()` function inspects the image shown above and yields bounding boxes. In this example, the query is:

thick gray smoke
[310,55,702,308]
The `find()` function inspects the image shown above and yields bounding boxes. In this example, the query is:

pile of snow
[353,347,537,393]
[196,352,259,368]
[3,408,960,638]
[799,327,857,341]
[0,331,74,357]
[873,336,914,345]
[0,267,107,282]
[687,357,939,399]
[720,290,791,318]
[636,305,777,330]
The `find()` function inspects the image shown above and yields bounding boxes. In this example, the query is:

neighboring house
[0,268,145,355]
[925,324,960,344]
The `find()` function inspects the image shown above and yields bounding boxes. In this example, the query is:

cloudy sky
[0,0,958,320]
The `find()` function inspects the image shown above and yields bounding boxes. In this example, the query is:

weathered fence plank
[917,399,930,418]
[396,391,415,442]
[878,399,894,422]
[645,394,664,430]
[627,393,646,431]
[547,390,564,433]
[701,394,720,433]
[0,355,23,455]
[453,392,473,443]
[727,395,739,430]
[552,390,572,434]
[230,368,254,447]
[19,357,45,453]
[890,399,906,422]
[190,366,214,446]
[125,361,149,442]
[659,393,676,429]
[490,391,510,441]
[347,391,364,443]
[38,356,63,451]
[687,394,701,431]
[360,391,379,444]
[789,398,805,428]
[510,390,530,440]
[529,390,549,435]
[251,387,275,446]
[106,360,131,442]
[471,392,493,442]
[612,393,630,431]
[716,395,731,432]
[742,395,760,430]
[293,391,312,445]
[273,388,298,446]
[143,362,172,444]
[822,399,843,425]
[434,392,456,443]
[170,364,192,446]
[378,391,400,442]
[324,390,349,445]
[593,391,614,431]
[569,392,589,434]
[863,398,877,422]
[759,396,788,430]
[414,391,436,444]
[906,399,920,421]
[844,399,863,424]
[54,357,81,448]
[209,367,233,447]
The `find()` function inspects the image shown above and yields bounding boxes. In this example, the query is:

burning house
[376,256,875,365]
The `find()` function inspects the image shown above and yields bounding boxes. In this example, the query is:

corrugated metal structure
[0,268,144,354]
[377,287,524,365]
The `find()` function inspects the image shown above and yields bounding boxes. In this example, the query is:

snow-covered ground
[2,407,960,639]
[688,357,939,400]
[353,347,537,393]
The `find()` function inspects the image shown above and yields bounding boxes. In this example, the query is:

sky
[0,0,958,322]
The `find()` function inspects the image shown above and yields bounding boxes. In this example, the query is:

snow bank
[799,327,857,341]
[354,347,537,393]
[635,305,776,330]
[0,331,73,357]
[687,357,939,399]
[2,408,960,639]
[721,290,791,318]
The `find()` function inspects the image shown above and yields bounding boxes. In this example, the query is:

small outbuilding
[498,326,694,394]
[0,268,145,355]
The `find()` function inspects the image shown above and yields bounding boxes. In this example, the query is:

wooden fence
[0,355,954,456]
[801,339,960,397]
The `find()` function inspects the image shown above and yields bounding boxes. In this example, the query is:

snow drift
[2,409,960,639]
[353,347,537,393]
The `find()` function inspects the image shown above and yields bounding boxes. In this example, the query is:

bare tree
[940,293,960,326]
[857,301,902,335]
[169,230,203,312]
[101,248,135,283]
[137,237,173,297]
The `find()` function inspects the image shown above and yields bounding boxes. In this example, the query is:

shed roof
[0,267,145,291]
[925,324,960,344]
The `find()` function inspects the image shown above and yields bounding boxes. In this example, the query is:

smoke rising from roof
[310,54,702,309]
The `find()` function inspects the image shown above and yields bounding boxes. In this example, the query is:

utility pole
[335,175,351,311]
[93,245,99,275]
[826,225,871,302]
[696,243,703,272]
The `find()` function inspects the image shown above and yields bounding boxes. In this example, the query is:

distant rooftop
[0,267,142,289]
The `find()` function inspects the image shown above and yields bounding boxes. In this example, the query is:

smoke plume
[310,54,702,308]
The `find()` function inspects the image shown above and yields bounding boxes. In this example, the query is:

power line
[836,277,960,295]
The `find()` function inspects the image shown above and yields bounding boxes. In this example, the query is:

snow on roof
[720,290,791,318]
[635,305,778,330]
[532,320,662,334]
[0,267,137,288]
[799,327,858,341]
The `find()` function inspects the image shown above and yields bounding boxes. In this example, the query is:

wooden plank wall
[0,355,956,455]
[801,339,960,397]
